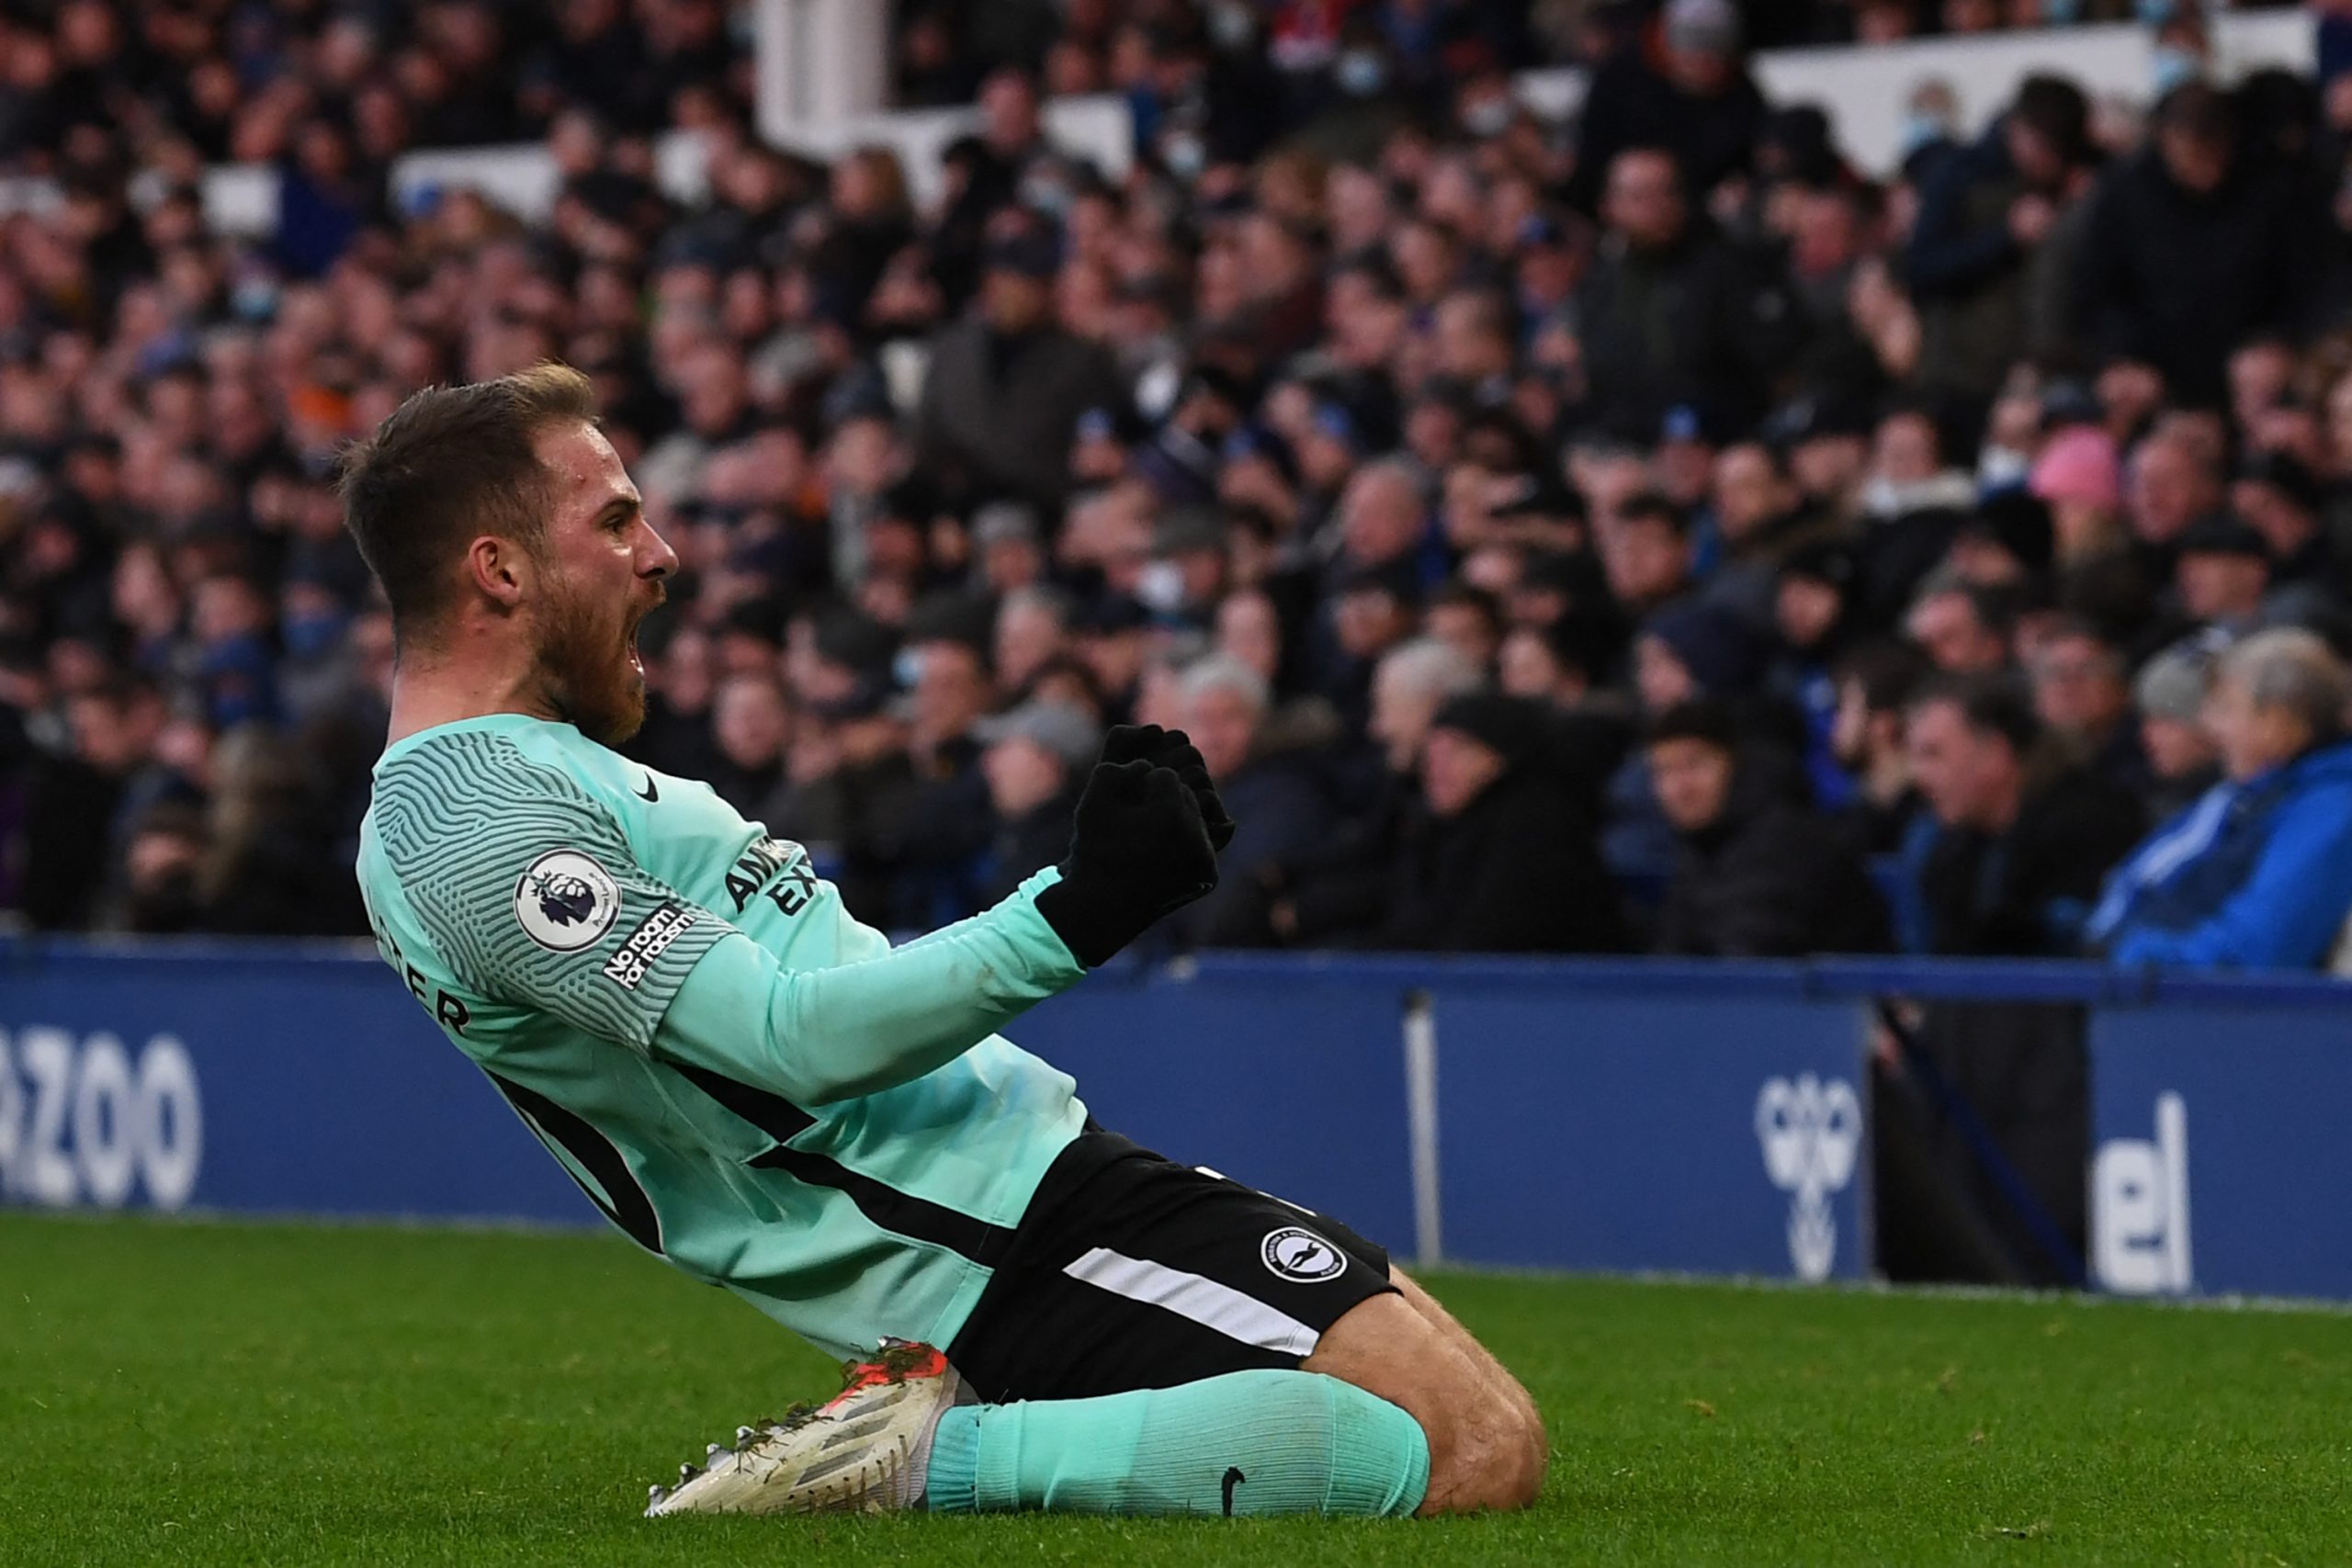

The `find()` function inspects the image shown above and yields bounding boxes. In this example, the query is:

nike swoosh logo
[636,776,660,802]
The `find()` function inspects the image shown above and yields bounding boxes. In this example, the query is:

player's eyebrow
[596,494,642,525]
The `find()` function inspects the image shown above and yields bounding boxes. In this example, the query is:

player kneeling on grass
[344,366,1545,1520]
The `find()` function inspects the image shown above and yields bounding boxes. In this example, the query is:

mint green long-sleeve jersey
[355,714,1091,1359]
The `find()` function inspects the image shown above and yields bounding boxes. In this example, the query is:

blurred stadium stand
[0,0,2346,1292]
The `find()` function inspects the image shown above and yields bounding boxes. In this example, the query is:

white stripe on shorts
[1061,1247,1322,1358]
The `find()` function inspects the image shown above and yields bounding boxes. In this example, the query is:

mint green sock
[923,1370,1429,1517]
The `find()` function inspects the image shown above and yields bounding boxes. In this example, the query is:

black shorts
[947,1127,1398,1403]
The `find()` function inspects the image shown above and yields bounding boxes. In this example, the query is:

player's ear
[467,535,530,609]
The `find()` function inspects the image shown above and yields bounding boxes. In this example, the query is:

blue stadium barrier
[1007,963,1419,1250]
[0,942,592,1226]
[1428,975,1868,1281]
[2,939,2347,1301]
[2086,987,2352,1301]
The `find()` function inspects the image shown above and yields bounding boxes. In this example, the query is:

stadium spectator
[1163,654,1325,947]
[1770,540,1864,807]
[2073,82,2331,407]
[2124,430,2225,559]
[1905,581,2016,675]
[1605,596,1771,893]
[917,223,1124,513]
[974,697,1096,907]
[2028,619,2149,798]
[995,585,1076,696]
[1702,441,1829,630]
[1566,0,1769,217]
[886,631,999,925]
[19,679,169,931]
[1906,73,2096,405]
[1498,619,1595,710]
[1328,458,1431,593]
[2089,629,2352,970]
[629,627,724,784]
[1856,407,1982,619]
[2172,514,2278,637]
[1257,637,1481,947]
[1893,674,2144,956]
[707,672,794,816]
[1600,492,1700,623]
[1576,148,1798,443]
[2133,635,2226,820]
[2029,423,2126,567]
[1647,700,1887,958]
[198,723,366,935]
[1375,693,1623,954]
[2232,451,2339,628]
[0,0,2339,964]
[116,799,209,935]
[1829,639,1930,856]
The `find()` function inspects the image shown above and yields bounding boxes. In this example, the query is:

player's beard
[531,568,649,747]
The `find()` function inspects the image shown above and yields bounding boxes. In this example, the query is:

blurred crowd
[5,0,2352,974]
[895,0,2299,107]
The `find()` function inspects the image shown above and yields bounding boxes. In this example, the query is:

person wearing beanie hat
[2174,513,2273,634]
[1953,491,2056,584]
[2028,425,2125,564]
[2230,451,2337,628]
[1645,698,1890,957]
[1428,691,1544,769]
[1370,694,1625,953]
[1636,599,1766,711]
[1605,600,1777,901]
[1779,536,1858,594]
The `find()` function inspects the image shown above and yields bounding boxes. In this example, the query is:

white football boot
[645,1339,967,1517]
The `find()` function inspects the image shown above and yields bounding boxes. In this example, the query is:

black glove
[1098,724,1237,852]
[1034,731,1220,967]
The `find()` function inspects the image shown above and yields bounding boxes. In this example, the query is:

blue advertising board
[6,940,2352,1301]
[0,943,593,1225]
[2088,983,2352,1301]
[1427,967,1871,1280]
[1004,961,1418,1250]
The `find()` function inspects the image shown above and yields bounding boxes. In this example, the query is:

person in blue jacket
[2089,628,2352,970]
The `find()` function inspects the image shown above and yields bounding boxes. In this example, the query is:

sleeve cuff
[1010,865,1090,981]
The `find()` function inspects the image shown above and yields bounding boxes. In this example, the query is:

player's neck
[384,636,561,747]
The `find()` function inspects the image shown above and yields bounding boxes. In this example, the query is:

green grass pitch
[6,1213,2351,1566]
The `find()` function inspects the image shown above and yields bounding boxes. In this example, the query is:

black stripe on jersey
[671,1061,1011,1267]
[749,1143,1012,1266]
[486,1071,665,1256]
[668,1061,816,1141]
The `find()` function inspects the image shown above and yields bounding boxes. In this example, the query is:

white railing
[1515,10,2312,174]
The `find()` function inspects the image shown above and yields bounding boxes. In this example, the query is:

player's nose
[639,520,680,580]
